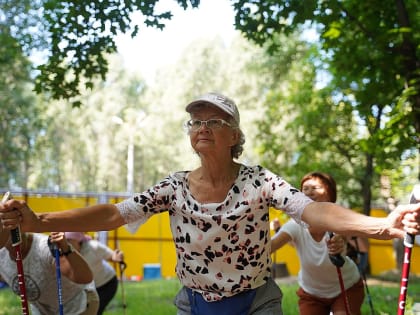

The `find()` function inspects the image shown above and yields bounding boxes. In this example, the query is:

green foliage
[234,0,419,209]
[233,0,419,144]
[1,0,201,104]
[28,55,151,192]
[1,0,417,203]
[0,33,275,192]
[0,27,46,188]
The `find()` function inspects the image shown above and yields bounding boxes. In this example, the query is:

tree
[25,36,274,193]
[0,26,45,189]
[0,0,200,106]
[251,32,362,207]
[29,55,149,192]
[232,0,419,214]
[2,0,417,207]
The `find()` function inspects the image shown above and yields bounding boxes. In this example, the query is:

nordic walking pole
[119,261,128,315]
[353,237,375,315]
[2,192,30,315]
[329,232,351,315]
[397,184,420,315]
[48,237,64,315]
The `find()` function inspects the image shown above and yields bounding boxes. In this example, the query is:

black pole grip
[405,184,420,247]
[328,232,345,267]
[1,192,22,246]
[10,227,22,246]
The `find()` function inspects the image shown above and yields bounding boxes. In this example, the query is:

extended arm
[1,200,125,233]
[301,201,410,240]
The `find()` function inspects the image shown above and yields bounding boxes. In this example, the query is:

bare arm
[1,200,125,233]
[301,201,408,240]
[271,231,292,253]
[37,204,125,232]
[59,250,93,284]
[50,232,93,284]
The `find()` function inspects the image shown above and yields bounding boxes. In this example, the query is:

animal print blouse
[116,164,312,301]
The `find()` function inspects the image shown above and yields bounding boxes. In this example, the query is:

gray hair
[229,119,245,159]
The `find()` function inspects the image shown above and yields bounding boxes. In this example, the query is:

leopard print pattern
[116,164,312,301]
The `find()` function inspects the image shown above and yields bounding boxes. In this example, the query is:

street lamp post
[111,116,135,194]
[126,133,134,194]
[112,112,146,194]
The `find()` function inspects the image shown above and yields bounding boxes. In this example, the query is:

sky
[115,0,237,83]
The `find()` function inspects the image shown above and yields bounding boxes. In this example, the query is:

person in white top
[65,232,124,315]
[0,231,99,315]
[1,93,420,315]
[271,172,364,315]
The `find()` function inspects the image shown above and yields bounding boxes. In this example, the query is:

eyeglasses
[185,119,232,132]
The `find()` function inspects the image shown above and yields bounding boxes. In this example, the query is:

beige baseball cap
[186,92,240,124]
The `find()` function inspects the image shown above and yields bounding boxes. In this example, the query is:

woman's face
[301,177,331,202]
[188,105,238,156]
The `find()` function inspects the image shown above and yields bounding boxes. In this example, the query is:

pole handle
[120,261,127,272]
[328,232,345,267]
[2,192,30,314]
[397,183,420,315]
[1,192,22,246]
[405,184,420,247]
[404,233,415,248]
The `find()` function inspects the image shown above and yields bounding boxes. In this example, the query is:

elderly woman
[1,92,420,315]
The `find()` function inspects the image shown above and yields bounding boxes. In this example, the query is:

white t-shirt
[0,233,90,315]
[281,220,361,298]
[116,164,312,301]
[79,239,116,287]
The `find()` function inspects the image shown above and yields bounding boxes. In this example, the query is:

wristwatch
[61,243,74,257]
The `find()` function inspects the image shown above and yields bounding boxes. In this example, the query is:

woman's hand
[386,203,420,238]
[112,249,124,262]
[49,232,72,253]
[0,199,39,232]
[327,234,346,255]
[402,207,420,235]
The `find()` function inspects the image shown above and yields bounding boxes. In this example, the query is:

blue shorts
[186,287,256,315]
[174,277,283,315]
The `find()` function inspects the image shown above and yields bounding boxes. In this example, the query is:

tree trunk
[361,153,374,216]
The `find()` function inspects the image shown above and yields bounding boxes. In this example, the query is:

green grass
[1,275,420,315]
[104,278,182,314]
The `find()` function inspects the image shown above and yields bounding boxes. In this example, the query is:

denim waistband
[186,288,256,315]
